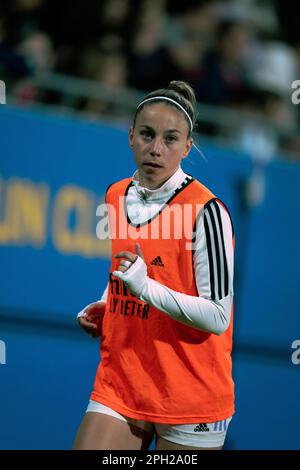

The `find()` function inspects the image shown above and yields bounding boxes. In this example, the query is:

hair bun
[167,80,196,109]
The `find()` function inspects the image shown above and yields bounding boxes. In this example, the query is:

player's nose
[150,137,163,156]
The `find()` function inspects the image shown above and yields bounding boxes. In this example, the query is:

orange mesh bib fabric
[91,177,235,424]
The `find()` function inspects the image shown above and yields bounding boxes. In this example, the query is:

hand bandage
[120,260,132,268]
[112,255,148,297]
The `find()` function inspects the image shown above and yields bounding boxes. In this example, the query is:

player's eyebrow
[164,129,181,134]
[138,125,181,133]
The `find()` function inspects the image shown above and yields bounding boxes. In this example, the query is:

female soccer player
[73,81,235,450]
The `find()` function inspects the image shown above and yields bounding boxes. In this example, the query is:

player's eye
[140,130,154,141]
[165,135,177,144]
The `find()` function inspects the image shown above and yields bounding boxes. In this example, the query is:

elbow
[196,323,228,335]
[195,318,229,336]
[213,323,229,336]
[212,306,230,335]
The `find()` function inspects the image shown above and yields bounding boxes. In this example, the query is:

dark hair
[133,81,197,137]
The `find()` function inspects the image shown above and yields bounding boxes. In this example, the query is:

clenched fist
[77,301,106,338]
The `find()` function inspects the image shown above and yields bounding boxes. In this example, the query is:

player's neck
[137,168,179,190]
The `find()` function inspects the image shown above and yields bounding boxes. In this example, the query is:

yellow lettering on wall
[52,185,110,258]
[0,177,49,246]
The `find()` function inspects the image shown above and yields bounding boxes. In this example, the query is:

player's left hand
[112,243,147,297]
[114,243,145,273]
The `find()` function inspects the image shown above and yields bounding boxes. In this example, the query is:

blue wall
[0,105,299,449]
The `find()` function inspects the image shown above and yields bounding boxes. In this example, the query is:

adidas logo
[194,423,209,432]
[150,256,164,267]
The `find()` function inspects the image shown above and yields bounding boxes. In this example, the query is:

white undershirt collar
[132,166,186,202]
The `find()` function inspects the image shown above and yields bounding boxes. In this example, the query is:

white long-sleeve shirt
[92,166,234,335]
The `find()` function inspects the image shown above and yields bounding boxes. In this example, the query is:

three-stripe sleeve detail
[203,200,229,300]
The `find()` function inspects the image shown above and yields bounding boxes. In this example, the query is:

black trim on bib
[124,175,195,228]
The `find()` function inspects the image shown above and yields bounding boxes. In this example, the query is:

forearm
[140,277,232,335]
[113,257,231,335]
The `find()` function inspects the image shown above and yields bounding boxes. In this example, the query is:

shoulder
[177,175,215,204]
[202,198,234,238]
[105,178,132,201]
[191,177,214,196]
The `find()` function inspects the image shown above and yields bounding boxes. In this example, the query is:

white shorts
[86,400,232,448]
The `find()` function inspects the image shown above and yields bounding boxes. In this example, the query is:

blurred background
[0,0,299,450]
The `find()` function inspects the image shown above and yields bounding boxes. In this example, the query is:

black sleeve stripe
[213,200,229,297]
[206,204,222,300]
[210,202,227,299]
[203,213,216,300]
[204,200,229,300]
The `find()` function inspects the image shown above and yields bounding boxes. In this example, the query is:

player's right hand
[77,301,106,338]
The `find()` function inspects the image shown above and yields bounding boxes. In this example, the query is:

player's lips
[143,162,163,168]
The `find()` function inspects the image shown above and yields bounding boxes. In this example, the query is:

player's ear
[182,138,193,158]
[129,127,134,148]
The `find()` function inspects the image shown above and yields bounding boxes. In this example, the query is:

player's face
[129,103,193,189]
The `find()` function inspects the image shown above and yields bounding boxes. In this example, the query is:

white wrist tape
[112,255,148,297]
[76,301,100,319]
